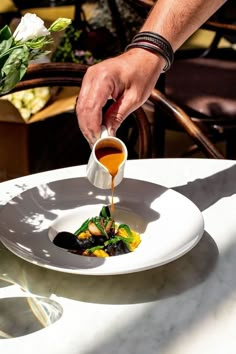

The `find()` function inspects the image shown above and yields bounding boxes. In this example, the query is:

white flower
[0,13,71,95]
[1,87,51,121]
[13,13,50,42]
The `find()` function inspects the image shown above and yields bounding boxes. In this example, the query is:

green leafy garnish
[86,245,104,253]
[99,205,111,218]
[74,218,90,236]
[91,217,108,238]
[117,224,134,242]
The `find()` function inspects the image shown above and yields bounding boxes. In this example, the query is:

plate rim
[0,176,205,275]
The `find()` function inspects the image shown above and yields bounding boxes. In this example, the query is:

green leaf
[0,46,29,95]
[99,205,111,218]
[74,218,90,236]
[0,38,13,57]
[2,45,28,76]
[92,217,108,238]
[117,224,133,241]
[104,217,113,228]
[0,56,8,70]
[86,245,104,253]
[104,236,121,246]
[0,25,12,41]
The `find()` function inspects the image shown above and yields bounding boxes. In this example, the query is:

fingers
[76,64,114,146]
[103,94,139,136]
[75,50,164,146]
[76,97,102,147]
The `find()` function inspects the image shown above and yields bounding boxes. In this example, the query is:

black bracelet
[125,31,174,72]
[133,32,174,56]
[133,32,174,64]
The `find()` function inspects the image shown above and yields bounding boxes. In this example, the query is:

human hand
[75,48,165,146]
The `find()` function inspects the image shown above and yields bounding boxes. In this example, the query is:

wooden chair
[149,88,224,159]
[12,62,152,157]
[12,62,223,161]
[165,2,236,158]
[1,62,151,176]
[125,0,236,158]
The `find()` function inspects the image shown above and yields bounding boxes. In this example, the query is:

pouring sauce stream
[95,146,125,213]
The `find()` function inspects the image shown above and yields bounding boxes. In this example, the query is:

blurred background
[0,0,235,181]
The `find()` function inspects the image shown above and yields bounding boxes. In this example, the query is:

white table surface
[1,158,236,354]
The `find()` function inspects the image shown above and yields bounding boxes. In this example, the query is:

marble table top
[0,158,236,354]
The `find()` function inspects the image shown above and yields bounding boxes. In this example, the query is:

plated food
[54,139,135,258]
[53,205,141,257]
[0,176,204,275]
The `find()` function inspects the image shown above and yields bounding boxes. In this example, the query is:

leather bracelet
[125,31,174,72]
[133,32,174,64]
[133,32,174,57]
[125,42,171,71]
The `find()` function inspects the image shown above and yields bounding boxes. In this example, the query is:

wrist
[124,46,166,76]
[125,31,174,72]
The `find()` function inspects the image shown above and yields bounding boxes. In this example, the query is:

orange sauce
[96,146,125,213]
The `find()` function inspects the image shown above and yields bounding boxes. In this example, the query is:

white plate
[0,177,204,275]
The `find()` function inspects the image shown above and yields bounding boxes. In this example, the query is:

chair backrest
[126,0,232,158]
[12,62,152,160]
[10,62,224,159]
[149,88,224,159]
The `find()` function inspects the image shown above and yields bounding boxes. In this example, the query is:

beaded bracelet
[125,31,174,72]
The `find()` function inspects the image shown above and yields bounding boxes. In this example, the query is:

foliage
[51,23,99,65]
[0,13,71,95]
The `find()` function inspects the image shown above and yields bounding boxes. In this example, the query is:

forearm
[141,0,227,51]
[76,0,228,144]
